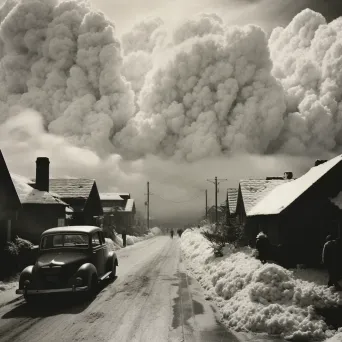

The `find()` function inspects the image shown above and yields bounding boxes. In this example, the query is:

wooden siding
[12,204,66,244]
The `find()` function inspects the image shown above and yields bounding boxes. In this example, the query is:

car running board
[99,271,112,281]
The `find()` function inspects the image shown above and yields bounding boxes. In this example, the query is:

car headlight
[24,280,30,288]
[75,277,83,286]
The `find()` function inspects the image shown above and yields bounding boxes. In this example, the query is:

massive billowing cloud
[116,23,286,161]
[269,9,342,155]
[0,0,134,154]
[1,1,342,165]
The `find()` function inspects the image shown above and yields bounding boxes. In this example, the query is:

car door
[91,232,105,276]
[100,231,109,264]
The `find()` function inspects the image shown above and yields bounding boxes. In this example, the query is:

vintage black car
[16,226,118,301]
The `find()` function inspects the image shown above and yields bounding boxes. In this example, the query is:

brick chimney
[35,157,50,192]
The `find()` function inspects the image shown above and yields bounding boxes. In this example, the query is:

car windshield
[41,234,89,249]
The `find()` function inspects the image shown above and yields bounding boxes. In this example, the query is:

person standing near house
[255,232,270,264]
[322,235,342,290]
[122,228,127,248]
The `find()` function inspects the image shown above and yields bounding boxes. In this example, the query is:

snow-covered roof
[11,174,67,205]
[228,188,238,214]
[240,179,292,216]
[47,178,95,199]
[249,154,342,216]
[125,199,135,212]
[100,193,124,201]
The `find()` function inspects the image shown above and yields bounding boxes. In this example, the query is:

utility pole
[226,189,229,226]
[147,181,150,230]
[205,189,208,219]
[207,176,228,226]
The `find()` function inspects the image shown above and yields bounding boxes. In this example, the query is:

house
[31,158,103,227]
[100,193,136,234]
[247,156,342,265]
[0,151,21,246]
[207,188,238,224]
[207,204,226,223]
[11,172,68,244]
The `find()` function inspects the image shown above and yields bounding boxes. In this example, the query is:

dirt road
[0,236,285,342]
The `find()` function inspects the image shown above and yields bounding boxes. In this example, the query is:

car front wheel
[85,274,98,299]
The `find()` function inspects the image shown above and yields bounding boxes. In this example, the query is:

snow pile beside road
[150,227,163,236]
[105,238,121,251]
[180,227,342,340]
[0,275,18,292]
[107,227,163,249]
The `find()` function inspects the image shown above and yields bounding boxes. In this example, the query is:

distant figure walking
[170,230,174,239]
[255,232,270,264]
[322,235,342,290]
[177,229,183,237]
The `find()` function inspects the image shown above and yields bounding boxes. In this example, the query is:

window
[41,234,89,249]
[92,233,101,247]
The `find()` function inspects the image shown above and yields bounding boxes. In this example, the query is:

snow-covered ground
[0,275,20,307]
[180,226,342,341]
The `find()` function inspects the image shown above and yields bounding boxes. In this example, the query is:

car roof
[42,226,101,236]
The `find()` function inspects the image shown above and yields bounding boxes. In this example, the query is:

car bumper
[16,286,89,295]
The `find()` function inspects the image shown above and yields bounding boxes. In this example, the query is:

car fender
[106,251,118,271]
[75,263,97,286]
[112,252,118,266]
[18,265,34,289]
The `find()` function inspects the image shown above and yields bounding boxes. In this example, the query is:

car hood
[37,251,89,267]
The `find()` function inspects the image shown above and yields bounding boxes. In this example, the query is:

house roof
[100,193,124,201]
[227,188,238,214]
[125,199,135,212]
[47,179,95,199]
[208,205,226,213]
[11,174,67,205]
[0,150,21,214]
[249,154,342,216]
[240,178,292,216]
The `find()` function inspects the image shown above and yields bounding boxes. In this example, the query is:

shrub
[201,225,227,257]
[0,237,35,280]
[201,220,247,257]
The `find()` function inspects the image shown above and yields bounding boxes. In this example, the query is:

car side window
[92,233,101,247]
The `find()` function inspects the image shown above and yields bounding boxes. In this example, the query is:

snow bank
[106,227,163,250]
[180,227,342,341]
[0,275,18,292]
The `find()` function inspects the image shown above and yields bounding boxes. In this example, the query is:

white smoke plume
[269,9,342,155]
[0,0,135,155]
[116,22,286,161]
